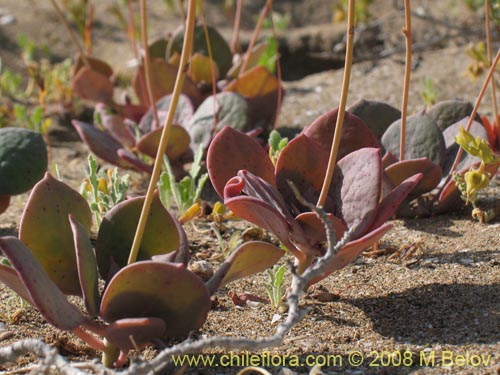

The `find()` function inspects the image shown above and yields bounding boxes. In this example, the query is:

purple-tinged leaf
[19,173,92,295]
[276,134,330,214]
[0,237,87,330]
[0,263,34,304]
[72,120,134,169]
[427,99,481,131]
[73,55,113,78]
[308,223,392,286]
[295,212,347,250]
[138,94,194,132]
[100,261,210,338]
[96,192,182,280]
[303,108,379,160]
[103,317,166,351]
[381,111,446,167]
[207,126,276,198]
[152,211,189,266]
[385,158,440,197]
[332,148,381,239]
[70,215,99,317]
[207,241,284,294]
[136,125,191,160]
[368,173,423,232]
[95,103,136,148]
[116,149,153,174]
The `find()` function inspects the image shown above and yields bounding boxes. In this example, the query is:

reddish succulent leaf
[382,151,398,169]
[95,104,135,148]
[207,241,284,294]
[136,125,191,159]
[276,134,330,213]
[207,126,275,198]
[96,193,183,280]
[72,66,114,103]
[0,195,10,214]
[224,66,279,98]
[368,173,423,232]
[332,148,381,239]
[72,120,134,169]
[100,261,210,338]
[116,149,153,174]
[228,42,270,78]
[348,99,401,139]
[139,94,194,132]
[308,223,393,285]
[295,212,347,249]
[148,38,168,59]
[73,55,113,78]
[133,59,199,107]
[103,317,166,351]
[303,108,379,160]
[385,158,441,197]
[0,263,34,304]
[70,215,100,317]
[19,173,92,295]
[0,237,87,330]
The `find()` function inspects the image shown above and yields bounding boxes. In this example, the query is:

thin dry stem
[485,0,499,141]
[239,0,272,75]
[49,0,90,68]
[231,0,244,54]
[447,49,500,178]
[128,0,196,265]
[316,0,355,208]
[399,0,412,161]
[140,0,161,131]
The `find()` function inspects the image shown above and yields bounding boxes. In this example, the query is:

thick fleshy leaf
[295,212,347,250]
[133,59,200,107]
[368,173,423,231]
[308,223,392,285]
[275,134,330,214]
[332,148,381,239]
[348,99,401,139]
[381,112,446,167]
[187,92,249,151]
[0,263,34,304]
[246,90,281,136]
[96,192,183,280]
[116,149,153,174]
[19,173,92,295]
[224,66,279,98]
[206,241,284,294]
[169,24,232,77]
[103,317,166,351]
[207,126,275,198]
[384,158,441,197]
[138,94,194,132]
[303,108,379,160]
[72,66,114,103]
[100,261,210,338]
[427,100,481,131]
[149,38,168,59]
[70,215,99,317]
[188,53,220,84]
[227,42,270,78]
[95,103,135,148]
[0,237,87,330]
[73,55,113,78]
[72,120,135,169]
[136,125,191,160]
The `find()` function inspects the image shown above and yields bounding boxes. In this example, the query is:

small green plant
[420,77,438,108]
[210,223,243,259]
[264,263,287,309]
[80,154,129,226]
[268,129,288,165]
[158,146,209,223]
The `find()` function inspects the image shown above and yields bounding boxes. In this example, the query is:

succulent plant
[0,127,48,214]
[0,173,282,367]
[207,107,422,283]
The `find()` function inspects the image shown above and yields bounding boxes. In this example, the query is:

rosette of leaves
[0,173,282,367]
[207,107,422,284]
[367,98,499,216]
[0,127,48,214]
